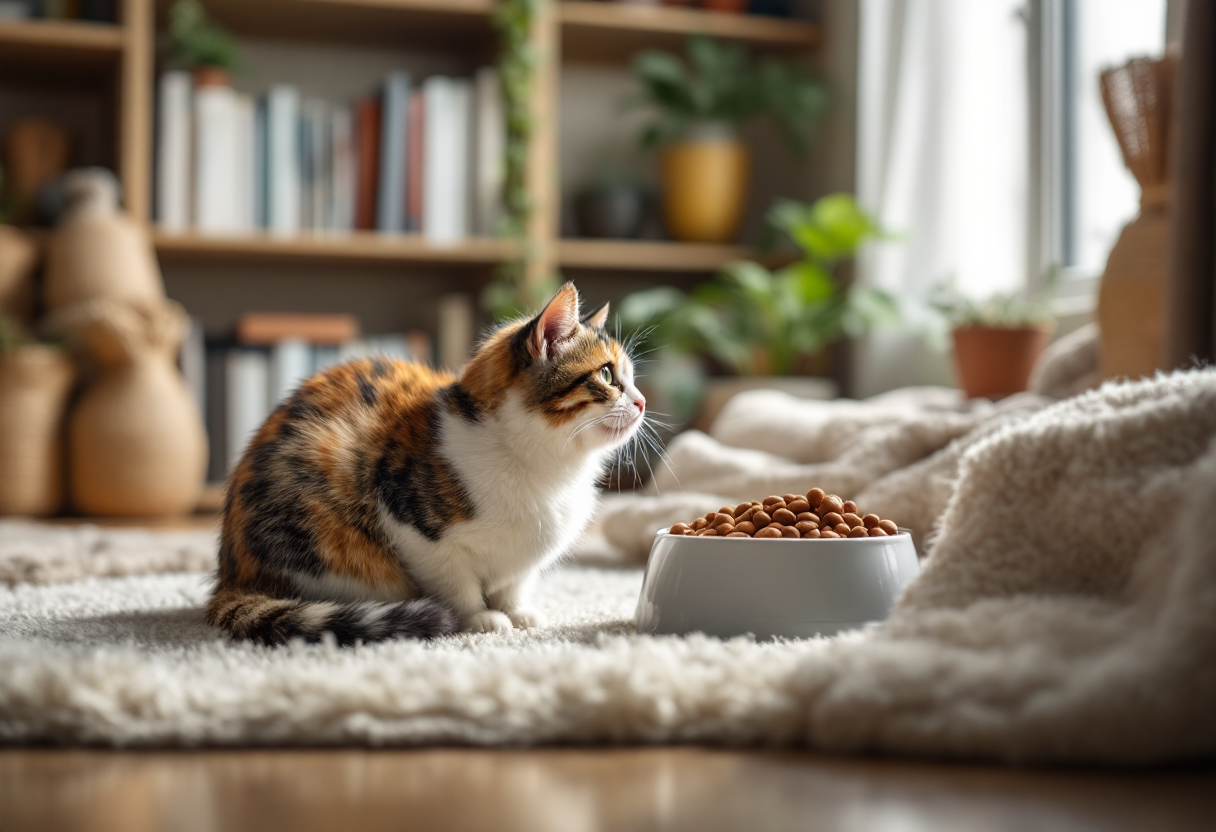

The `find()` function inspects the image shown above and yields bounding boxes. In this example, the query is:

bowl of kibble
[633,488,920,639]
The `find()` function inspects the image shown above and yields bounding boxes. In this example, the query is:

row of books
[156,68,504,242]
[182,304,476,482]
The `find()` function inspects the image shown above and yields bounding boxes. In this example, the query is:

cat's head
[460,283,646,454]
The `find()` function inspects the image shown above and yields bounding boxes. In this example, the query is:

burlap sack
[0,346,75,516]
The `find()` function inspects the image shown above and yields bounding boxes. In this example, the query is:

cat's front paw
[464,610,513,634]
[505,607,547,630]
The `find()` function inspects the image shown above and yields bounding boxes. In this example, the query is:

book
[269,339,313,406]
[155,70,192,231]
[193,82,240,234]
[406,90,425,232]
[330,106,356,232]
[234,93,256,232]
[253,96,268,229]
[180,316,207,419]
[423,77,471,243]
[472,66,504,236]
[355,98,382,231]
[204,345,229,483]
[267,85,301,236]
[225,347,270,469]
[377,71,411,234]
[237,312,360,346]
[438,292,474,371]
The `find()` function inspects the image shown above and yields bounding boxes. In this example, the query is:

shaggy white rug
[1,370,1214,765]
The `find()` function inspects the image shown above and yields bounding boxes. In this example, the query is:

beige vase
[1096,202,1169,381]
[43,168,165,312]
[0,346,76,516]
[0,225,38,326]
[660,124,750,243]
[63,299,207,516]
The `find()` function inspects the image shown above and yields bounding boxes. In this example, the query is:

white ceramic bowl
[634,529,920,639]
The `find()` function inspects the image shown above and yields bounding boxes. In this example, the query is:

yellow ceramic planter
[660,138,750,243]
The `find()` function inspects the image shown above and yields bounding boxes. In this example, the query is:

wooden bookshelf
[558,239,789,272]
[0,19,124,71]
[559,1,822,63]
[153,231,518,266]
[167,0,498,49]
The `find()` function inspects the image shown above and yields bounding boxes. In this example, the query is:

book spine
[156,70,192,231]
[331,106,356,232]
[355,98,382,232]
[194,83,239,234]
[377,71,410,234]
[225,347,270,470]
[474,66,504,237]
[267,85,301,237]
[406,89,424,233]
[268,339,313,406]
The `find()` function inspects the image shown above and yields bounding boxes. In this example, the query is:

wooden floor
[1,747,1212,832]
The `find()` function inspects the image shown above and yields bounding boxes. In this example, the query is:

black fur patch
[355,372,378,407]
[441,383,482,422]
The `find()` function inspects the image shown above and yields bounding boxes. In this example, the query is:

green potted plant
[620,193,896,426]
[167,0,240,88]
[930,278,1056,400]
[630,35,826,243]
[571,161,653,240]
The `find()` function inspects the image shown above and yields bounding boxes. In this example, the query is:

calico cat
[206,284,647,645]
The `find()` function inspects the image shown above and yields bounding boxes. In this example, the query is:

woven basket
[0,346,76,516]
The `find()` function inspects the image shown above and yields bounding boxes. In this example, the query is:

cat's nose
[634,397,645,414]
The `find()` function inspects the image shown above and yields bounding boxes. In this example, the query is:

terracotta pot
[192,66,230,89]
[660,124,750,243]
[0,346,76,516]
[1096,204,1168,380]
[951,325,1054,400]
[44,168,165,312]
[63,299,207,516]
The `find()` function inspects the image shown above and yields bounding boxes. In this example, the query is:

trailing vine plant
[484,0,557,320]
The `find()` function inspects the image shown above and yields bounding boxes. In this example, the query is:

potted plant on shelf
[930,278,1056,400]
[571,161,653,240]
[630,35,827,243]
[168,0,240,88]
[620,193,896,427]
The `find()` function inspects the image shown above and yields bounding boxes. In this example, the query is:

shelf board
[160,0,497,50]
[0,19,125,72]
[558,238,789,272]
[559,2,821,63]
[154,231,517,267]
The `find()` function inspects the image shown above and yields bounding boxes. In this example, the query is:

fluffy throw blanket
[1,368,1213,765]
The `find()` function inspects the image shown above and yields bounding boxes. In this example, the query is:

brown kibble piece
[755,526,783,539]
[714,522,735,535]
[834,523,850,535]
[841,500,858,515]
[772,508,797,525]
[822,512,844,527]
[848,526,869,538]
[712,512,733,527]
[879,519,899,535]
[796,512,820,524]
[669,522,691,535]
[843,513,864,529]
[868,527,888,537]
[806,488,826,508]
[705,511,717,522]
[762,495,784,506]
[804,528,821,538]
[734,521,756,535]
[684,529,697,535]
[736,506,756,523]
[819,495,844,515]
[781,525,800,538]
[726,531,750,538]
[862,514,881,529]
[781,493,800,505]
[719,505,736,516]
[786,499,811,515]
[795,521,818,536]
[700,528,718,536]
[820,529,839,539]
[752,510,772,529]
[734,502,753,517]
[692,518,708,530]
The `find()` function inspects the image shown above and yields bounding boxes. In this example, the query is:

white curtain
[852,0,1029,397]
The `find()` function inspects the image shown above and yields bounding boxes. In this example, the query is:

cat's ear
[528,283,580,361]
[580,302,610,331]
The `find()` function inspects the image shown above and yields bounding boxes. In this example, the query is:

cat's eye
[599,365,614,386]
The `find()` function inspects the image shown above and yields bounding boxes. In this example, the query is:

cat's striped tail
[206,588,459,646]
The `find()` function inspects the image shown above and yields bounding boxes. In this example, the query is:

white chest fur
[377,395,609,604]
